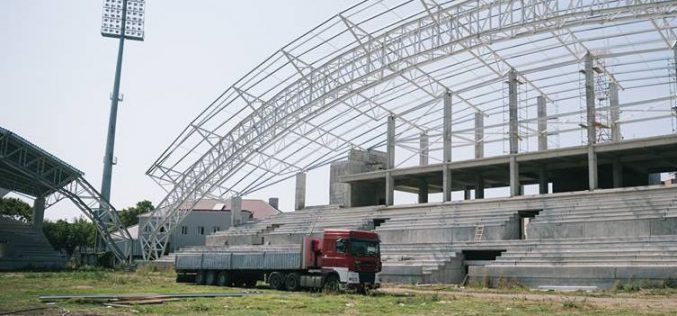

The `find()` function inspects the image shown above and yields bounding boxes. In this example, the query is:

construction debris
[39,292,257,307]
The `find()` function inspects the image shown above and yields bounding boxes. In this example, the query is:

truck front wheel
[268,272,285,290]
[323,274,340,292]
[285,272,301,291]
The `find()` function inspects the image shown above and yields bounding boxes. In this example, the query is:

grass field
[1,268,676,315]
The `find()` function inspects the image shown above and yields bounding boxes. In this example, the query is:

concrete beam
[385,172,394,206]
[295,172,306,210]
[418,178,428,203]
[443,167,452,202]
[609,83,621,142]
[32,197,45,230]
[443,90,452,163]
[510,156,520,197]
[508,69,519,154]
[584,51,597,145]
[537,96,547,151]
[387,115,396,169]
[419,132,429,166]
[475,112,484,159]
[231,196,242,226]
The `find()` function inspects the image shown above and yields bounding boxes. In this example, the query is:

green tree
[0,197,33,223]
[118,200,154,227]
[43,217,96,257]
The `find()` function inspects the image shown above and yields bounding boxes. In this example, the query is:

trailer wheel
[268,272,285,290]
[285,272,301,291]
[323,274,339,292]
[205,270,216,285]
[194,270,206,285]
[216,271,230,286]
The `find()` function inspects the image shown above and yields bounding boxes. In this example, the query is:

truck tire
[268,272,285,290]
[285,272,301,291]
[216,271,230,287]
[323,274,339,292]
[204,270,216,285]
[195,270,206,285]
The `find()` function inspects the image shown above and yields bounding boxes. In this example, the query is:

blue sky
[1,1,355,220]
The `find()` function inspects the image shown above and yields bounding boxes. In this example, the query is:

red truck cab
[305,229,382,291]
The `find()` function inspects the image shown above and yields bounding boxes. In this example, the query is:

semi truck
[175,229,381,292]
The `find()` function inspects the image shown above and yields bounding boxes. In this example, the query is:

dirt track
[380,286,677,312]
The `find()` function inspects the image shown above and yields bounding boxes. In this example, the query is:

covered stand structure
[141,0,677,260]
[0,127,132,266]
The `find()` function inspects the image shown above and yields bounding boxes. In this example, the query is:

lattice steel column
[508,70,521,196]
[537,95,548,194]
[609,83,621,142]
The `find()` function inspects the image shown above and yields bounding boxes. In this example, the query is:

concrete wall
[330,149,388,207]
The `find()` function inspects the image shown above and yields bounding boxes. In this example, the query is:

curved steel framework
[140,0,677,260]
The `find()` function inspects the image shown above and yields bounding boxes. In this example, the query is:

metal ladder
[474,225,485,241]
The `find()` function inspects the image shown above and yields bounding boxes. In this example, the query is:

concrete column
[443,90,452,163]
[295,172,306,210]
[584,52,598,190]
[464,187,472,200]
[609,83,621,142]
[584,52,597,145]
[588,146,598,190]
[474,112,484,159]
[231,196,242,226]
[510,156,520,197]
[385,172,394,206]
[32,197,45,230]
[508,69,519,154]
[268,197,279,210]
[387,115,396,169]
[418,178,428,203]
[613,158,623,188]
[443,168,452,202]
[538,167,548,194]
[475,174,484,199]
[537,96,548,151]
[419,132,429,166]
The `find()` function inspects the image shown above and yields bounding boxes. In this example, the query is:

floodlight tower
[98,0,145,250]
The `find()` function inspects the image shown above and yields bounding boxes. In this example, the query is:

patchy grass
[1,270,677,315]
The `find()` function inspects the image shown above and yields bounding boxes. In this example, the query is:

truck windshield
[350,239,380,257]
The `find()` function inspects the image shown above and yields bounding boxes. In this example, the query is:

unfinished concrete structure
[142,0,677,289]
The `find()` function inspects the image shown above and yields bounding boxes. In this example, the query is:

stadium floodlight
[101,0,145,41]
[97,0,145,254]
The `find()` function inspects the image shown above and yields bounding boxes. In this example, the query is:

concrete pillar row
[508,69,519,155]
[474,112,484,159]
[231,196,242,227]
[419,132,429,166]
[32,197,45,231]
[385,172,394,206]
[509,156,520,197]
[609,83,621,142]
[443,167,452,202]
[418,178,428,204]
[537,96,548,151]
[387,115,396,169]
[475,174,484,199]
[443,90,453,163]
[295,172,306,210]
[584,51,598,190]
